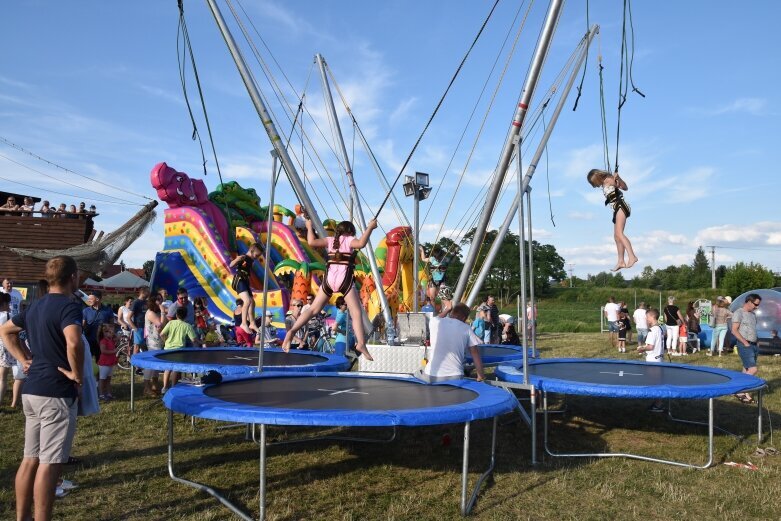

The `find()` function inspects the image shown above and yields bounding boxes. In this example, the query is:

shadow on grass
[78,412,595,519]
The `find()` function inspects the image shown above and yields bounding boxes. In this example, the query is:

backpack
[657,323,667,345]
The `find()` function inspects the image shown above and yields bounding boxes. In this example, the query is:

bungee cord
[372,0,502,221]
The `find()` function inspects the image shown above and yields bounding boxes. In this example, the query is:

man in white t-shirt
[637,308,665,412]
[604,296,621,349]
[1,279,24,318]
[632,302,648,348]
[419,303,485,383]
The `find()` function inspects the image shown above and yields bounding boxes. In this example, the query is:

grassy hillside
[502,287,724,333]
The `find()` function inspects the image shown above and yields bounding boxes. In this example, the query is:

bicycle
[304,314,335,354]
[115,329,132,370]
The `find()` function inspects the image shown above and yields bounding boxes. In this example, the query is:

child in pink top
[98,323,118,400]
[282,218,378,360]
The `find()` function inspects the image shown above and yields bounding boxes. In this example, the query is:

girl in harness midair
[281,218,378,360]
[587,169,638,272]
[230,242,263,334]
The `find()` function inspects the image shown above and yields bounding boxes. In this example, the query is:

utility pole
[707,245,716,289]
[567,263,575,288]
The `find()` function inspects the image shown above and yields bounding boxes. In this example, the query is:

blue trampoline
[466,344,539,366]
[131,347,350,375]
[495,358,764,399]
[494,358,766,468]
[163,373,516,520]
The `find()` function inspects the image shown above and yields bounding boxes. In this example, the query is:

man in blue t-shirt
[82,289,115,362]
[0,255,84,521]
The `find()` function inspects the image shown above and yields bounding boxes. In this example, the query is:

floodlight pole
[315,54,395,343]
[453,0,564,305]
[413,182,420,312]
[205,0,326,238]
[464,25,598,307]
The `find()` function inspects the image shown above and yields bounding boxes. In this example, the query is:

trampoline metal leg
[259,423,266,521]
[460,422,470,516]
[130,361,135,412]
[757,389,763,444]
[530,384,537,466]
[462,416,498,516]
[166,409,255,521]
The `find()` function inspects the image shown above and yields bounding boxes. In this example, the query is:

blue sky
[1,0,780,279]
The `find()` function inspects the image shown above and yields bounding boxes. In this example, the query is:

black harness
[231,256,253,292]
[322,250,357,297]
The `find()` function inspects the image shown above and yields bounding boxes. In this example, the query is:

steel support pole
[463,26,598,306]
[315,54,395,341]
[518,185,529,386]
[204,0,326,238]
[453,0,564,304]
[257,151,278,372]
[526,189,536,354]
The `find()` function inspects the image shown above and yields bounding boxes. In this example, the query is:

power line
[0,153,141,205]
[706,244,781,253]
[0,173,139,206]
[0,136,151,201]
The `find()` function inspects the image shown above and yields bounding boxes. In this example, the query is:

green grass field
[2,332,780,520]
[507,287,724,333]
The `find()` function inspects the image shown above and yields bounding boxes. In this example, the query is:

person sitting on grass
[97,323,118,401]
[501,319,521,346]
[160,307,197,392]
[202,321,222,347]
[637,308,665,412]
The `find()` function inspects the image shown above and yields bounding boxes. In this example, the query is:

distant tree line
[572,247,780,296]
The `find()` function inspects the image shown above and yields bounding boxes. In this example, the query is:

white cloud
[136,83,184,106]
[389,97,418,126]
[695,221,781,247]
[704,97,768,116]
[568,211,594,220]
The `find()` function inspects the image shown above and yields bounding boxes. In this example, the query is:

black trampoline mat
[205,376,478,410]
[156,350,328,366]
[479,346,520,356]
[530,361,731,387]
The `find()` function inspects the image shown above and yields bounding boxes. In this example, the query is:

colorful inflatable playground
[149,162,427,328]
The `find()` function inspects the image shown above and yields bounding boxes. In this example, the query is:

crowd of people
[0,209,773,520]
[604,293,766,408]
[0,195,98,219]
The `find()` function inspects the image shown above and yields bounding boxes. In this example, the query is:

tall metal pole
[526,189,536,355]
[464,26,598,306]
[315,54,396,343]
[205,0,326,238]
[453,0,565,304]
[257,151,278,372]
[517,178,529,385]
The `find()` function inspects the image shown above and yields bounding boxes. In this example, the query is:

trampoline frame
[166,409,500,520]
[540,384,767,468]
